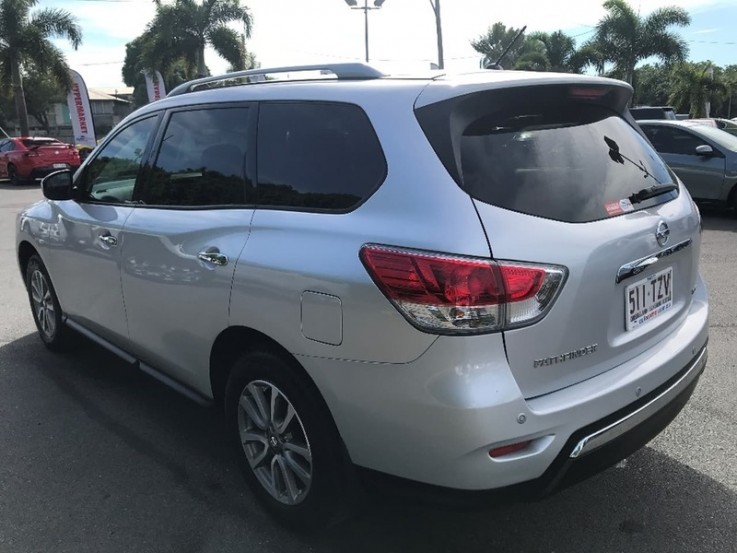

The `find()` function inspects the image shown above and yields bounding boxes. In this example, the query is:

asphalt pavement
[1,183,735,553]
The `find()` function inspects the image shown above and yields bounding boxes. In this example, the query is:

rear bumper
[361,344,706,506]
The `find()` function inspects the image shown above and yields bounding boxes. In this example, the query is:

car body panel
[474,189,701,398]
[120,208,253,393]
[230,94,490,363]
[18,199,133,344]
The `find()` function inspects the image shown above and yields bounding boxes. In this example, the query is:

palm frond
[209,0,252,37]
[644,6,690,34]
[207,25,243,70]
[29,8,82,49]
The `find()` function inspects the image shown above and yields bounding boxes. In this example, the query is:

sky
[46,0,737,91]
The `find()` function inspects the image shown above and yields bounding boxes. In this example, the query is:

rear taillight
[359,245,566,335]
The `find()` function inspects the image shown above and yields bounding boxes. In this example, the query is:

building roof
[88,88,132,103]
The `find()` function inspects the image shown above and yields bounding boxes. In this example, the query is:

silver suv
[16,64,709,528]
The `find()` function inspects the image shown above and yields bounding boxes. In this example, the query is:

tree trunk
[196,44,207,78]
[11,60,30,136]
[623,62,636,106]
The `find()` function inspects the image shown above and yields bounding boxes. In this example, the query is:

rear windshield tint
[630,107,676,120]
[21,138,61,147]
[417,87,677,223]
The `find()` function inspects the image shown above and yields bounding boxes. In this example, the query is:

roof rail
[167,63,386,97]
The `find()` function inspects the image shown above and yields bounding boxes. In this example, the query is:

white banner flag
[66,70,96,149]
[144,70,166,103]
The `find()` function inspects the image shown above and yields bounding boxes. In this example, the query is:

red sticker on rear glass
[606,199,635,216]
[605,201,624,216]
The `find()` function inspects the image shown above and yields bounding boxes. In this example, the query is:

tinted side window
[644,126,706,155]
[84,116,158,203]
[257,102,385,210]
[142,107,250,207]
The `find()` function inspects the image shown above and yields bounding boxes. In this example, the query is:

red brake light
[568,87,609,100]
[360,248,504,306]
[360,245,566,334]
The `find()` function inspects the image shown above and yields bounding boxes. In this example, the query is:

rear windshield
[417,88,677,223]
[630,107,676,120]
[21,138,62,147]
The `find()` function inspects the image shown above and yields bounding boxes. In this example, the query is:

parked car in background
[684,118,737,137]
[629,106,677,120]
[0,137,80,185]
[639,119,737,211]
[76,145,94,163]
[16,64,709,528]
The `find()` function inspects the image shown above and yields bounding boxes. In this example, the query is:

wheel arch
[210,326,324,410]
[17,240,39,284]
[728,181,737,209]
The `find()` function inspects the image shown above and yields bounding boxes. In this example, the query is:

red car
[0,137,80,186]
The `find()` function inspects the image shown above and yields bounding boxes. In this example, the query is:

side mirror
[695,144,714,156]
[42,170,74,200]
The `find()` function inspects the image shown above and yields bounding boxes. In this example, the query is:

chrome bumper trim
[570,346,707,459]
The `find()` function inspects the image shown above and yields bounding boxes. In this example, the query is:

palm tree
[582,0,690,85]
[471,22,526,69]
[0,0,82,136]
[517,31,583,73]
[669,62,728,118]
[143,0,253,79]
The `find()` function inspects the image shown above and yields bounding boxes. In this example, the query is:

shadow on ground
[699,205,737,232]
[0,334,734,553]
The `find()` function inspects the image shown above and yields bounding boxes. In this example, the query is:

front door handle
[98,233,117,247]
[198,248,228,267]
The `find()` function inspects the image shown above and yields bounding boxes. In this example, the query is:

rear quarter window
[256,101,386,211]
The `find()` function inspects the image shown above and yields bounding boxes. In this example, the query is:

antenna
[486,25,527,70]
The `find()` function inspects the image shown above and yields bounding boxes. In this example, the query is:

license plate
[53,163,68,169]
[625,267,673,331]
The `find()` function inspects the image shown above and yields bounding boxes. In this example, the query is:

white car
[17,64,708,528]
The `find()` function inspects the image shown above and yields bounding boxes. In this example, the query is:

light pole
[344,0,385,63]
[429,0,444,69]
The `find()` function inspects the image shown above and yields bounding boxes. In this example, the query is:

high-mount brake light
[360,245,566,335]
[568,86,609,100]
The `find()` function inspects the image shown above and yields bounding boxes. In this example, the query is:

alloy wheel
[237,380,313,505]
[30,269,56,339]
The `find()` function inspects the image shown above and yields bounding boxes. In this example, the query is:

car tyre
[8,164,23,186]
[25,255,74,351]
[225,349,357,531]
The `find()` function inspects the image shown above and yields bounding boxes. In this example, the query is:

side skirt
[64,317,213,407]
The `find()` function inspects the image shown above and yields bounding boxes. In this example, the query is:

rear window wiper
[604,135,662,184]
[628,184,678,204]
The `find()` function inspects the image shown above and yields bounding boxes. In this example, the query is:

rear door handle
[98,233,117,247]
[198,248,228,267]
